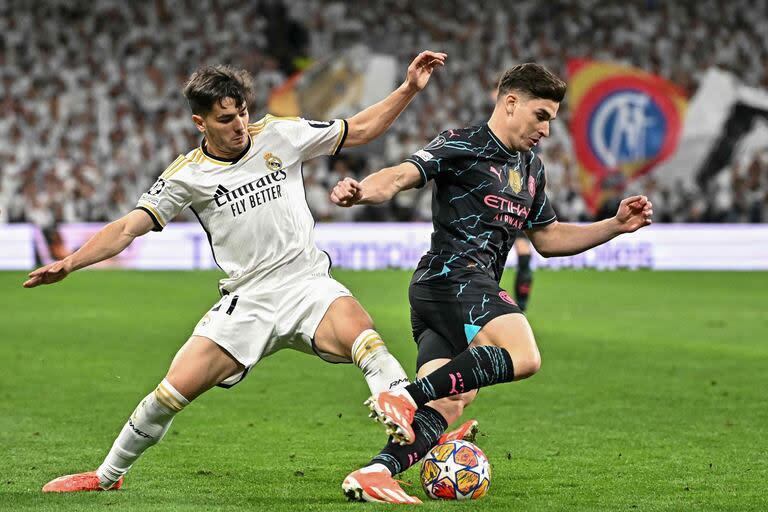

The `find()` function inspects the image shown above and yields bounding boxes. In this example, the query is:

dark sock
[515,254,533,312]
[369,405,448,475]
[404,346,514,407]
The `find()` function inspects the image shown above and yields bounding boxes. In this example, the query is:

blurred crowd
[1,0,767,228]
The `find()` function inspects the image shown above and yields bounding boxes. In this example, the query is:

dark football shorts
[409,266,523,371]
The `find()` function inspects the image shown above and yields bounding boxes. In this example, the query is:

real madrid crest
[263,152,283,171]
[508,168,523,194]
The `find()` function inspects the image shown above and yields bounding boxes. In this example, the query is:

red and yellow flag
[567,59,688,212]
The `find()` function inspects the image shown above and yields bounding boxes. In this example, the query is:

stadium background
[2,0,767,229]
[1,1,767,510]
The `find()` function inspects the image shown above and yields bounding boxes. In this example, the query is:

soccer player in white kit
[24,50,447,494]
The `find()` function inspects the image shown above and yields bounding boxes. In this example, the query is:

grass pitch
[1,269,766,511]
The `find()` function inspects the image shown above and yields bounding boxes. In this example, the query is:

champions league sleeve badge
[148,178,167,196]
[424,134,447,151]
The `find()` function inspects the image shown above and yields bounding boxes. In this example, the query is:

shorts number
[212,294,239,315]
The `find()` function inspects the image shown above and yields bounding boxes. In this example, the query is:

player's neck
[486,112,518,153]
[202,137,250,162]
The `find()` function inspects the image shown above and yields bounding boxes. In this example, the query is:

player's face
[510,96,559,151]
[194,97,250,158]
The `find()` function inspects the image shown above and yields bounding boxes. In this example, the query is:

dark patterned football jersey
[405,124,556,283]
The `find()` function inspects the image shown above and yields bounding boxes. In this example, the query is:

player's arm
[23,209,155,288]
[330,162,422,206]
[343,51,446,148]
[526,195,653,257]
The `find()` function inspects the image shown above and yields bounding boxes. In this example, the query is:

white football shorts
[191,266,352,387]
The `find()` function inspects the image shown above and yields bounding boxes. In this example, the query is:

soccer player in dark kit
[330,62,653,503]
[512,235,534,311]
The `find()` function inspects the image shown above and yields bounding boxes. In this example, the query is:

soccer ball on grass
[420,440,491,500]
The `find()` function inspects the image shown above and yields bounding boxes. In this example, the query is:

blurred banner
[654,68,768,188]
[0,225,35,270]
[649,68,736,190]
[4,223,768,271]
[268,45,397,120]
[567,60,688,213]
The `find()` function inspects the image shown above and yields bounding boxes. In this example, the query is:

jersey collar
[484,123,519,160]
[200,135,252,166]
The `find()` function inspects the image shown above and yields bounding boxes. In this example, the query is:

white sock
[351,329,409,394]
[96,379,189,487]
[360,463,391,475]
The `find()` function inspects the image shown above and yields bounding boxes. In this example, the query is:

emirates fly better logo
[214,167,288,217]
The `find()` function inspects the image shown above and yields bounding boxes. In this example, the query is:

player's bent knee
[513,349,541,380]
[335,296,374,327]
[166,336,244,400]
[315,297,374,356]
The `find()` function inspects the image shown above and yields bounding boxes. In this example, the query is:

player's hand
[615,195,653,233]
[330,177,363,207]
[404,51,447,92]
[23,260,72,288]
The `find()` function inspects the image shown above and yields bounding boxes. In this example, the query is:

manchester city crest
[508,168,522,193]
[263,152,283,171]
[528,176,536,196]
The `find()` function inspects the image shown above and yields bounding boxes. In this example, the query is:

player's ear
[504,93,518,116]
[192,114,206,133]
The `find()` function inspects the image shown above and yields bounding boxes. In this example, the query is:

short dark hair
[497,63,566,103]
[183,65,254,115]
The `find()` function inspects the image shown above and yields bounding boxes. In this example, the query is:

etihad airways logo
[214,169,287,207]
[483,195,530,217]
[484,194,531,229]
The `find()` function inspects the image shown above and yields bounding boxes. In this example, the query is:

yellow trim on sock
[153,388,177,411]
[155,384,184,411]
[353,335,386,365]
[352,332,379,362]
[356,341,386,365]
[353,332,383,360]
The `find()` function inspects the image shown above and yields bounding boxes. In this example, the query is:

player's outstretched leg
[345,389,478,503]
[42,378,190,492]
[351,328,410,393]
[42,336,242,492]
[97,379,190,486]
[367,314,538,444]
[314,297,410,394]
[367,345,511,444]
[344,405,447,504]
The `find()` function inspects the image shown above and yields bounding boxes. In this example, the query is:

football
[420,440,491,500]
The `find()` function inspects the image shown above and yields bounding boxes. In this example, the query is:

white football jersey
[136,115,348,293]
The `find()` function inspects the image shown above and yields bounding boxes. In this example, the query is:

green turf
[1,269,766,511]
